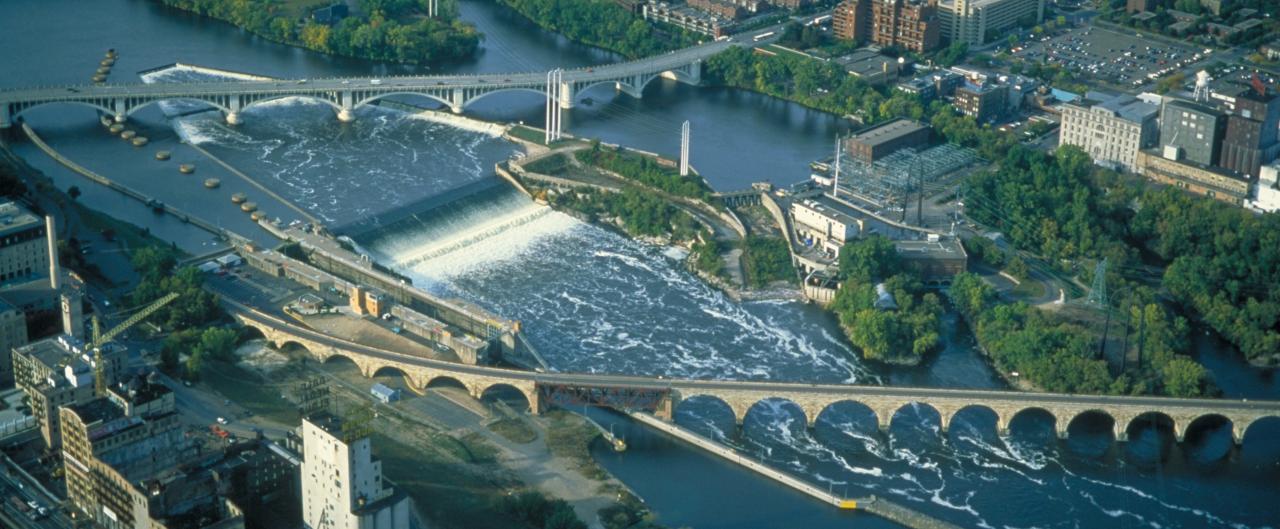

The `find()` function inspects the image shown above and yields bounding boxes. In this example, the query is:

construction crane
[88,292,180,395]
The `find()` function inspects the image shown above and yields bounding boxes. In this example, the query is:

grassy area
[521,153,571,175]
[1011,278,1046,300]
[371,431,527,529]
[542,410,607,481]
[71,200,186,258]
[488,417,538,444]
[200,361,299,425]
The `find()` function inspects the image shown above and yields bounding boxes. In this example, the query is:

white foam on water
[408,110,505,137]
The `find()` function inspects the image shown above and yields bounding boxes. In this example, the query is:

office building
[0,201,50,290]
[1060,93,1159,173]
[1214,81,1280,178]
[834,0,940,52]
[0,297,27,387]
[937,0,1045,46]
[1125,0,1154,13]
[11,335,126,449]
[1159,99,1227,167]
[833,0,870,42]
[61,375,192,528]
[302,413,412,529]
[844,118,932,163]
[954,80,1008,124]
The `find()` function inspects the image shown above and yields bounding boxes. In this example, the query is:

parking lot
[1012,25,1209,90]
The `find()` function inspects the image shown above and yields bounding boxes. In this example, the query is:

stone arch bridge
[0,41,722,128]
[231,307,1280,447]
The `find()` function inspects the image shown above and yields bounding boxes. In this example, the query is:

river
[2,1,1277,528]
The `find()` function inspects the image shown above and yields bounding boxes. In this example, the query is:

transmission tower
[1086,258,1108,308]
[679,120,691,177]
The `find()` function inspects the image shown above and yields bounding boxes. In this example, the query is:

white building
[1060,93,1159,173]
[1251,163,1280,213]
[938,0,1045,46]
[302,414,412,529]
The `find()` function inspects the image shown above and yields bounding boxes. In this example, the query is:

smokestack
[46,215,59,291]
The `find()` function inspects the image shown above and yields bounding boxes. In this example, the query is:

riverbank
[154,0,480,66]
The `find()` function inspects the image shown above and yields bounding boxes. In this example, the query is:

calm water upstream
[2,1,1277,528]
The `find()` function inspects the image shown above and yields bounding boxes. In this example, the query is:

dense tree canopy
[159,0,480,64]
[829,237,942,365]
[496,0,697,59]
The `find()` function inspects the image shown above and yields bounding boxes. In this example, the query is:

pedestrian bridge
[229,304,1280,447]
[0,41,727,128]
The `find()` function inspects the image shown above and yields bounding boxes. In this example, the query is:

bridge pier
[0,105,10,129]
[558,82,574,109]
[450,88,465,114]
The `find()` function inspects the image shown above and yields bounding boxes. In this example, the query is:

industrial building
[1137,149,1252,206]
[894,238,968,284]
[844,119,932,163]
[1060,92,1159,173]
[1159,98,1227,167]
[937,0,1045,46]
[301,413,413,529]
[1213,81,1280,178]
[1251,162,1280,212]
[792,198,863,260]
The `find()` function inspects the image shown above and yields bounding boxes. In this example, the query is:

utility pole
[832,136,842,196]
[426,0,439,17]
[679,120,691,177]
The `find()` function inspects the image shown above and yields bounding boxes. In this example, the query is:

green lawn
[371,431,528,529]
[1011,279,1047,300]
[201,361,299,425]
[488,417,538,444]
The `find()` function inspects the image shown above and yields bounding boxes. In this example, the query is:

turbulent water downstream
[3,0,1277,527]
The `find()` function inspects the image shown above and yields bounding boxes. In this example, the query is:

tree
[837,235,899,283]
[67,185,81,200]
[1161,357,1206,397]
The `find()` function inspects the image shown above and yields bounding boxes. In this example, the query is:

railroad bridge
[0,42,722,127]
[231,306,1280,447]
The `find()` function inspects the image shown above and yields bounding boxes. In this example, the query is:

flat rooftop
[0,201,41,236]
[894,239,966,259]
[848,119,929,147]
[795,196,862,228]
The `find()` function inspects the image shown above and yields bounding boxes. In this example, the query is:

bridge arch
[279,340,316,358]
[371,365,414,390]
[1239,415,1280,447]
[948,404,1001,441]
[352,91,452,111]
[1005,407,1057,439]
[12,100,117,120]
[123,97,231,118]
[241,93,343,115]
[479,383,533,413]
[464,87,547,108]
[811,400,880,449]
[319,351,358,369]
[885,402,944,437]
[1181,413,1235,462]
[671,394,737,439]
[424,375,471,394]
[741,397,808,440]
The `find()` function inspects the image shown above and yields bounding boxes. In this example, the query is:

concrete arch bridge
[230,307,1280,449]
[0,42,723,128]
